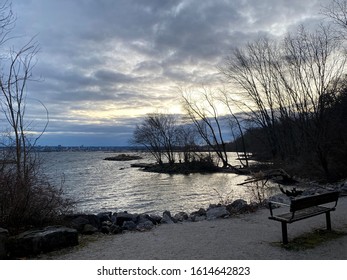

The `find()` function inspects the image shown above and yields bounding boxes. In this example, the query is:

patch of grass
[281,229,347,251]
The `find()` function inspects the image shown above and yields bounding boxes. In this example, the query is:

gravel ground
[36,196,347,260]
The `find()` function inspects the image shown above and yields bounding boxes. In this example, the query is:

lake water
[41,151,253,215]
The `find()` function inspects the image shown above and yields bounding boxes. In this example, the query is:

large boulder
[137,220,154,231]
[192,208,206,216]
[191,215,206,222]
[206,206,229,220]
[97,212,112,223]
[136,214,155,231]
[174,212,189,222]
[230,199,248,210]
[114,212,138,227]
[189,208,207,222]
[122,220,137,231]
[226,199,247,213]
[161,211,176,224]
[0,228,9,259]
[8,226,78,258]
[148,214,162,225]
[64,214,100,233]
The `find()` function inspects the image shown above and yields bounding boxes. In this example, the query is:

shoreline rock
[3,181,345,259]
[59,199,261,239]
[8,226,78,258]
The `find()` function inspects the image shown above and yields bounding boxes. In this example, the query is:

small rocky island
[104,154,143,161]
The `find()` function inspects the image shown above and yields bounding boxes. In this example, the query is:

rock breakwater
[62,200,259,236]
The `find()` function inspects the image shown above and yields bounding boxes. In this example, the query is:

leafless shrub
[0,162,74,233]
[213,188,235,205]
[245,172,272,204]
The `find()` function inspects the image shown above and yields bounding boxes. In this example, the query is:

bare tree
[180,86,231,168]
[175,122,199,163]
[220,89,249,167]
[0,41,40,182]
[219,36,284,158]
[282,24,346,177]
[220,24,346,178]
[322,0,347,37]
[0,2,70,230]
[0,1,14,46]
[132,113,178,164]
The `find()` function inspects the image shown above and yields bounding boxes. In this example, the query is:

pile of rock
[62,199,259,236]
[0,199,259,259]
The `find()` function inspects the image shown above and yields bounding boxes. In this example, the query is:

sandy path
[38,196,347,260]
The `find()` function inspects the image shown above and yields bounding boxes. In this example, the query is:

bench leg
[281,222,288,244]
[326,212,332,231]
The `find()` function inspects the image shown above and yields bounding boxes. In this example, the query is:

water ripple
[41,151,251,214]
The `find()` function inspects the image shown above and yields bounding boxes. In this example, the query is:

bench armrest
[268,201,290,217]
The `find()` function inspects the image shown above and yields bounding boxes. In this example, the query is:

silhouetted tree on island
[132,113,178,165]
[131,112,221,172]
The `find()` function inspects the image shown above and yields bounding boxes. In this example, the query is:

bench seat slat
[269,206,335,223]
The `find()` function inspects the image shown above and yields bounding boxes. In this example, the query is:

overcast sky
[8,0,331,146]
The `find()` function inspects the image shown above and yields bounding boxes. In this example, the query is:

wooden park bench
[268,191,339,244]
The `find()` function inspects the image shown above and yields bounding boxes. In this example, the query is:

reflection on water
[41,151,251,214]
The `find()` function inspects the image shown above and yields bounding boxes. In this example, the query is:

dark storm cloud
[10,0,332,146]
[152,1,243,61]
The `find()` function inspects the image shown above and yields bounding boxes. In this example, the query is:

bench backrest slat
[290,191,339,212]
